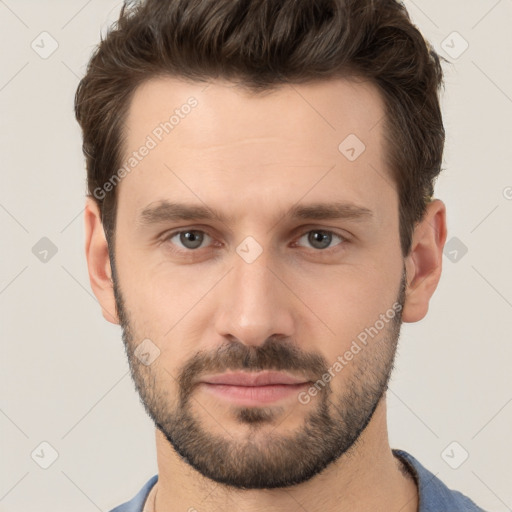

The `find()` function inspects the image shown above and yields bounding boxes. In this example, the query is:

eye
[166,230,213,251]
[162,228,347,255]
[295,229,346,251]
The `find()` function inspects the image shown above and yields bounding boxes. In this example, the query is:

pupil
[182,231,202,249]
[310,231,330,249]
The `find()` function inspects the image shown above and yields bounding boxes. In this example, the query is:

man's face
[111,76,406,489]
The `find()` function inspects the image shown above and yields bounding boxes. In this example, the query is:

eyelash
[161,227,348,256]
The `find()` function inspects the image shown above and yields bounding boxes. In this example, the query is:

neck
[152,396,418,512]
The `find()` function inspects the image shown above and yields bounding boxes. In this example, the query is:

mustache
[176,337,328,401]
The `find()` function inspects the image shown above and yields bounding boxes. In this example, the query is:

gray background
[1,0,511,510]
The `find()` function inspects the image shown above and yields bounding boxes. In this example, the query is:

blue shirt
[109,449,488,511]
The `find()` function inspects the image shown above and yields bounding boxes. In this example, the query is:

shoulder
[108,475,158,512]
[393,449,488,512]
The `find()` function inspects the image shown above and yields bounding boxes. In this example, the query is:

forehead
[118,75,394,224]
[124,75,385,148]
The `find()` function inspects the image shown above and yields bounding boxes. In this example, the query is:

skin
[84,76,447,512]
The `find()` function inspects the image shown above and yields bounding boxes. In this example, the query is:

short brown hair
[75,0,445,257]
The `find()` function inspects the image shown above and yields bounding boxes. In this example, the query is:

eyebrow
[137,200,373,226]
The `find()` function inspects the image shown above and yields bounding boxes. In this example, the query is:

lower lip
[199,382,309,406]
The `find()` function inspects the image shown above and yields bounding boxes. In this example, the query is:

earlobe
[401,199,447,323]
[84,197,120,325]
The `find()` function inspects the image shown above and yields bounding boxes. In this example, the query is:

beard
[111,255,406,490]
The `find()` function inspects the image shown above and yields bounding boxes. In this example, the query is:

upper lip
[200,371,309,386]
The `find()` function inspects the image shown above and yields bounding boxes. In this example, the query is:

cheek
[117,264,214,371]
[293,268,402,383]
[301,263,399,327]
[114,234,201,333]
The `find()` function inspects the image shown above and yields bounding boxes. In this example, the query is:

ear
[84,197,120,325]
[402,199,447,323]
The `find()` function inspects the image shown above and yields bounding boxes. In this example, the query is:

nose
[213,249,296,348]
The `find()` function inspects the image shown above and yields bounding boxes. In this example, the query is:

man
[75,0,488,510]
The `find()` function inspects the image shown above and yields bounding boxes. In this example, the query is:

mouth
[198,371,311,406]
